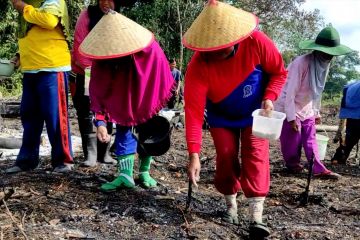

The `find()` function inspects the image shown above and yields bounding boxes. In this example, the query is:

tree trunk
[315,125,339,132]
[175,0,183,72]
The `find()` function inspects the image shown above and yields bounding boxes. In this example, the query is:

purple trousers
[280,117,327,174]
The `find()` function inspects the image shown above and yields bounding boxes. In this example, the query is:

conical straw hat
[80,11,154,59]
[182,0,258,51]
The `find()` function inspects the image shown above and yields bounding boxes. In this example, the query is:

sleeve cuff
[94,120,106,128]
[95,112,106,121]
[23,4,33,13]
[94,112,108,127]
[188,143,201,154]
[286,116,296,122]
[263,91,277,102]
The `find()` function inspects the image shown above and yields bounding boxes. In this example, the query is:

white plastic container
[316,134,329,160]
[252,109,286,140]
[0,59,15,77]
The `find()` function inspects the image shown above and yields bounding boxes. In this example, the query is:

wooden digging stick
[185,181,192,212]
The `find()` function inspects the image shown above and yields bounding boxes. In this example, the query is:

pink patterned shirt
[275,53,320,122]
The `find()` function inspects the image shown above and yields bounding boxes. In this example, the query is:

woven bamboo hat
[182,0,258,51]
[80,11,154,59]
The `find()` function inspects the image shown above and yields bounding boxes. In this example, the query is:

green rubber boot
[138,156,157,188]
[100,154,135,192]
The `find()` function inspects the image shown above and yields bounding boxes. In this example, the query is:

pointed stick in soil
[185,181,192,212]
[2,200,29,240]
[178,205,193,239]
[298,153,314,207]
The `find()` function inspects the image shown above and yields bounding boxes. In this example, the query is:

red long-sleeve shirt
[184,30,287,154]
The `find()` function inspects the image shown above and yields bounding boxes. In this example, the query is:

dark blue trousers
[16,72,73,169]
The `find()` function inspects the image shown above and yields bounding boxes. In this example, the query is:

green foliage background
[0,0,359,99]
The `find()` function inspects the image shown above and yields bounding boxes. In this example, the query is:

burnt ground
[0,106,359,240]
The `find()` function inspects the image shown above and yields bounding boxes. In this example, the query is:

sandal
[285,165,304,174]
[222,211,239,225]
[313,170,341,180]
[249,221,270,240]
[5,165,24,174]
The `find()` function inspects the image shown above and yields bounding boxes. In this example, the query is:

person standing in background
[70,0,127,167]
[331,81,360,165]
[6,0,73,173]
[276,26,353,179]
[167,58,182,109]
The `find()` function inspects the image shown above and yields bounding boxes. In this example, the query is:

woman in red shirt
[183,1,287,238]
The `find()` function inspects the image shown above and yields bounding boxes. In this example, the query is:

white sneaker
[53,164,74,173]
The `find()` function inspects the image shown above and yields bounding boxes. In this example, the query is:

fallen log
[0,101,21,117]
[0,137,22,149]
[316,125,338,132]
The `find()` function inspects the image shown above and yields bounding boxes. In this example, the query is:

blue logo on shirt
[243,85,253,98]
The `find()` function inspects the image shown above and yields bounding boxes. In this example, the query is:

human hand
[289,120,299,132]
[97,126,110,143]
[11,0,26,13]
[187,153,201,187]
[315,117,321,125]
[261,99,274,117]
[10,55,20,69]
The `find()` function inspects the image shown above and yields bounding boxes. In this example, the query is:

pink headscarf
[89,41,175,126]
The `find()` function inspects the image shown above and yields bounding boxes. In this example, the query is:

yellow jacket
[18,5,71,71]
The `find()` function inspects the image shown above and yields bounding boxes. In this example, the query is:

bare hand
[11,0,26,12]
[315,117,321,125]
[97,126,110,143]
[290,120,299,132]
[261,99,274,117]
[187,153,201,187]
[10,55,20,69]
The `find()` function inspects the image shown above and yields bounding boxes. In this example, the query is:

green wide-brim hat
[299,26,353,56]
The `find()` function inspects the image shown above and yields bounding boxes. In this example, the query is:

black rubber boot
[222,211,239,225]
[97,122,116,164]
[72,76,97,167]
[97,138,116,164]
[331,145,347,165]
[82,133,98,167]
